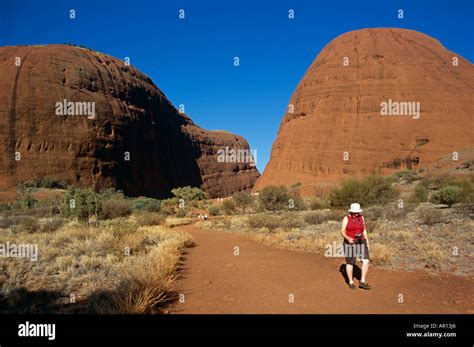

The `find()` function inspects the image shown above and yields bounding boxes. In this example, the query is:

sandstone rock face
[255,28,474,193]
[0,45,259,198]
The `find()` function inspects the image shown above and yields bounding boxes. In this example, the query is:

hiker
[340,203,371,290]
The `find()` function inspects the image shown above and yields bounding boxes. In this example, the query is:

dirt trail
[171,225,473,314]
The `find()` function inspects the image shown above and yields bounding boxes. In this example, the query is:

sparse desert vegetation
[194,174,473,275]
[0,173,472,314]
[0,185,192,314]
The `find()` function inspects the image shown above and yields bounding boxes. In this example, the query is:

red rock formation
[0,45,259,198]
[255,28,474,193]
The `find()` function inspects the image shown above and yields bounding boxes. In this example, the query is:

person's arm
[362,216,369,249]
[340,216,354,243]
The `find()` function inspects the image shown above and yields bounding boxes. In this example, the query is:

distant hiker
[203,214,208,220]
[340,203,371,290]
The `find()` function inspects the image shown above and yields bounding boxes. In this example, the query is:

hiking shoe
[348,283,357,290]
[359,282,371,290]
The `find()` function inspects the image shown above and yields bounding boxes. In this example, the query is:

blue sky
[1,0,473,172]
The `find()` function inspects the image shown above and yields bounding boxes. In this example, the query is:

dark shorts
[343,239,369,265]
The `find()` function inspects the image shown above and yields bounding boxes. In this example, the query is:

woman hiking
[340,203,371,290]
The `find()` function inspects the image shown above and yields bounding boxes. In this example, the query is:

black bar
[0,314,471,344]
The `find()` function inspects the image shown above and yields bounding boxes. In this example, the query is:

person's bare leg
[346,264,354,284]
[361,259,369,283]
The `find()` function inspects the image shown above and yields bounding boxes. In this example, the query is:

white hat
[348,203,363,213]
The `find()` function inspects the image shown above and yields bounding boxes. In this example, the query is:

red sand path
[170,225,473,314]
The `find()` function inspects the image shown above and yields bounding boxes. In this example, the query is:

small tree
[222,199,236,215]
[258,185,290,213]
[438,185,461,207]
[171,186,208,202]
[62,187,100,224]
[232,192,253,213]
[208,205,220,216]
[410,185,428,205]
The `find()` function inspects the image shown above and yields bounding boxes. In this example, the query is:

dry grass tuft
[0,218,192,314]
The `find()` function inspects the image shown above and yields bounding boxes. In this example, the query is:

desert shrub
[329,176,398,208]
[176,209,187,218]
[171,186,208,207]
[20,217,40,233]
[12,186,37,210]
[135,213,165,226]
[327,209,344,221]
[363,206,384,220]
[41,217,67,232]
[232,192,253,213]
[393,170,418,184]
[423,175,455,189]
[437,186,461,207]
[258,185,290,212]
[410,185,428,205]
[462,160,474,169]
[222,199,236,215]
[62,187,100,223]
[370,244,392,265]
[39,177,68,189]
[0,215,27,229]
[18,178,68,189]
[383,204,412,220]
[288,193,305,211]
[248,214,280,231]
[132,197,161,212]
[160,198,179,215]
[304,211,329,224]
[449,179,474,204]
[309,197,328,210]
[99,198,132,220]
[208,205,220,216]
[417,209,448,226]
[280,213,305,229]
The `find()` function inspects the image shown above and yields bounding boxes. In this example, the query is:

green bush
[160,198,179,215]
[232,192,253,213]
[62,187,100,223]
[18,178,68,189]
[131,197,161,212]
[437,185,461,207]
[222,200,236,215]
[410,185,428,205]
[171,186,208,205]
[329,176,399,208]
[176,208,187,218]
[258,185,290,212]
[208,205,220,216]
